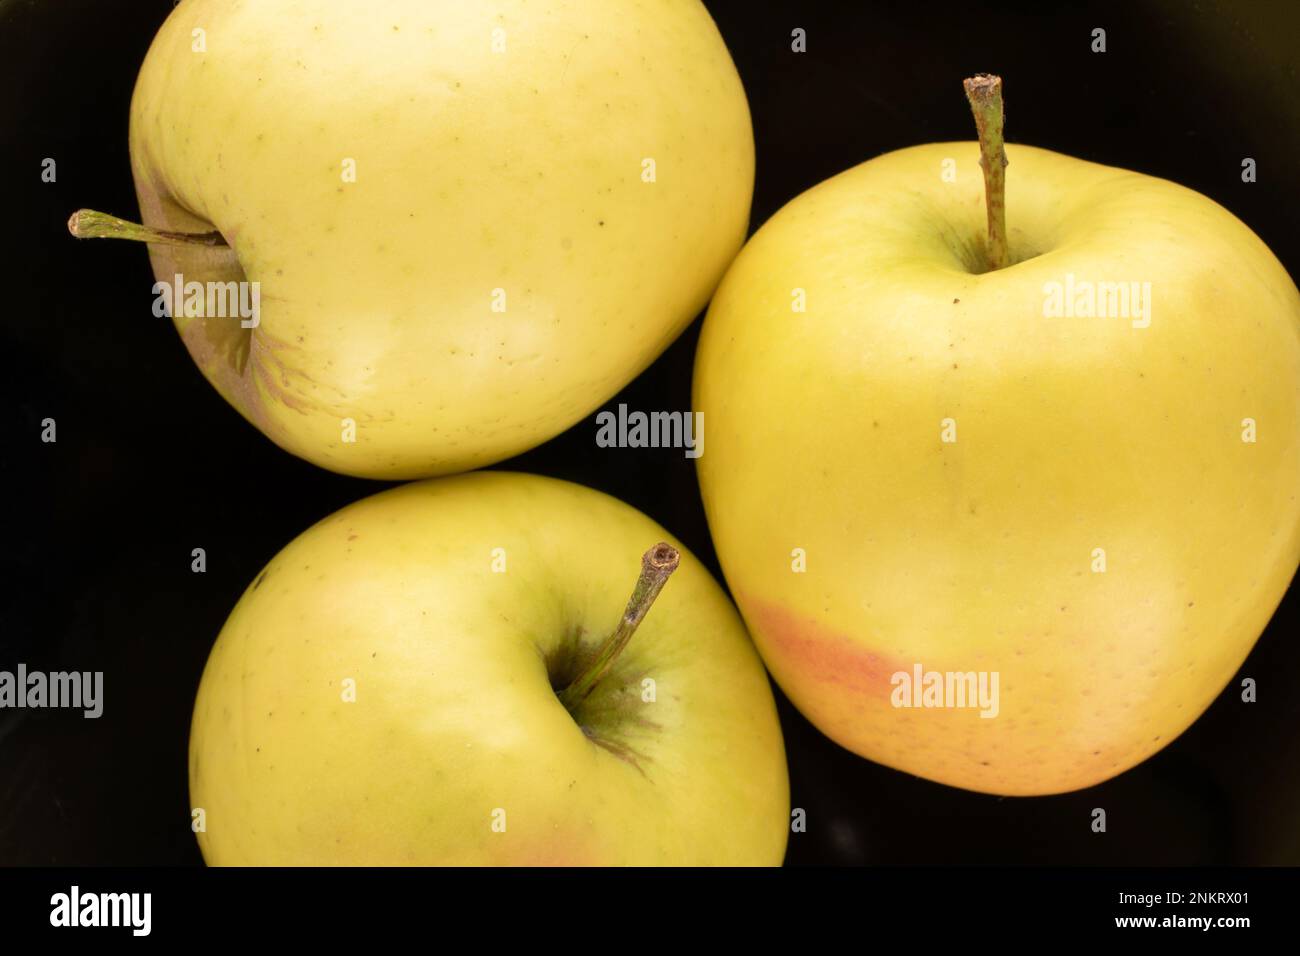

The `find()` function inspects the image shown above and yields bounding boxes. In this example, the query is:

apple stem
[67,208,228,247]
[558,542,680,711]
[962,74,1010,271]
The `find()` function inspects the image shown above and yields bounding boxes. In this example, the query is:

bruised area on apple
[696,141,1300,796]
[189,472,789,865]
[126,0,755,478]
[740,593,1196,796]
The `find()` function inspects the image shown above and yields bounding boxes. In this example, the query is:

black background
[1,0,1297,867]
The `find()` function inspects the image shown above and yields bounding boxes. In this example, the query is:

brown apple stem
[962,74,1009,271]
[67,208,228,247]
[558,542,680,710]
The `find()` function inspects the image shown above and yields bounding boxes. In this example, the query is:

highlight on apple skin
[694,131,1300,796]
[92,0,755,479]
[189,472,790,865]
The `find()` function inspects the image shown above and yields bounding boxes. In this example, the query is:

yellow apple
[82,0,753,478]
[189,472,788,864]
[694,131,1300,795]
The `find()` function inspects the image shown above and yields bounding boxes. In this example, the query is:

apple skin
[694,142,1300,796]
[129,0,753,479]
[189,472,788,865]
